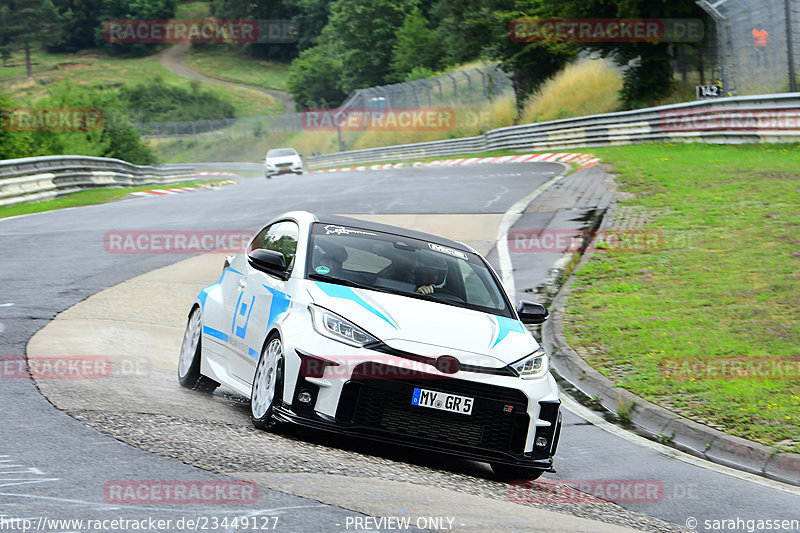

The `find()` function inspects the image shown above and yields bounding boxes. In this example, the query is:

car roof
[313,214,475,253]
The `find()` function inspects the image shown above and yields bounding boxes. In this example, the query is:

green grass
[175,1,210,18]
[563,143,800,452]
[0,179,230,219]
[0,49,280,117]
[184,47,292,93]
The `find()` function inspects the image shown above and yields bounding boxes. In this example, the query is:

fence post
[476,68,488,98]
[462,71,474,102]
[445,73,458,103]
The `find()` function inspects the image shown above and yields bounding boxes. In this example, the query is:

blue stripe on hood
[492,316,526,348]
[314,281,398,329]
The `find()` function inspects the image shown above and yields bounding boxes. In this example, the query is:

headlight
[309,305,378,347]
[511,348,548,379]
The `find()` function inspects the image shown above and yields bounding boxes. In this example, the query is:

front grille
[274,162,292,167]
[336,362,530,454]
[381,407,484,445]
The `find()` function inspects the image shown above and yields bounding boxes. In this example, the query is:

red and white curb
[312,163,405,173]
[311,153,600,173]
[423,152,600,167]
[195,172,239,178]
[131,175,237,197]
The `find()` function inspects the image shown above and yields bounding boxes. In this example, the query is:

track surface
[2,164,799,531]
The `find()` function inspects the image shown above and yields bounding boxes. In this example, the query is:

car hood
[266,155,300,165]
[307,280,537,368]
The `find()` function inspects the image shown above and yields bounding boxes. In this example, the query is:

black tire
[177,307,219,393]
[251,334,284,430]
[490,463,544,481]
[265,173,272,179]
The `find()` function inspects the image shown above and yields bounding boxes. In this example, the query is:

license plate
[411,387,473,415]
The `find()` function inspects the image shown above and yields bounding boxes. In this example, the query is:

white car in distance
[264,148,303,178]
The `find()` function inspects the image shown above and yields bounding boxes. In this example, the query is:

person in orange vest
[752,29,768,48]
[752,29,768,67]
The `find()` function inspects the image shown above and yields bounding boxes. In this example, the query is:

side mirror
[248,249,288,279]
[517,301,548,324]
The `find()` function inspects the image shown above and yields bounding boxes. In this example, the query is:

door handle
[238,279,247,289]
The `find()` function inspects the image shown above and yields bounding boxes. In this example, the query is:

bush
[122,77,236,123]
[25,79,157,164]
[0,91,35,160]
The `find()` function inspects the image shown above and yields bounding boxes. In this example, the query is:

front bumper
[265,165,302,175]
[281,356,562,469]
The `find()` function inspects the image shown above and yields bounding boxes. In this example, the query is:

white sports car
[178,211,562,479]
[263,148,303,177]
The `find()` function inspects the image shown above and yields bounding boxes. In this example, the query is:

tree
[486,2,577,105]
[432,0,497,65]
[287,43,347,109]
[47,0,103,53]
[98,0,178,56]
[284,0,336,52]
[324,0,417,92]
[390,7,443,81]
[0,0,64,77]
[540,0,707,108]
[210,0,298,61]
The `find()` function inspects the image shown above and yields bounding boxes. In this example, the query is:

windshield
[306,223,513,318]
[267,148,297,157]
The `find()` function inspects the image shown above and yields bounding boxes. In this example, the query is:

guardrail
[307,93,800,169]
[0,155,195,207]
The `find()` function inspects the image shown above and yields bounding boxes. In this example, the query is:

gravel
[68,405,686,533]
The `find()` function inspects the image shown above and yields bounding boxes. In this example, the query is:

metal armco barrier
[307,93,800,169]
[0,155,195,207]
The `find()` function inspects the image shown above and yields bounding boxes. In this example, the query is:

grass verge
[0,49,280,117]
[563,143,800,452]
[0,179,229,219]
[184,47,292,93]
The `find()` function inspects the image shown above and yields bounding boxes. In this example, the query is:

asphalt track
[2,163,799,532]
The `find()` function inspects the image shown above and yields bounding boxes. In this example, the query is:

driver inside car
[413,258,447,295]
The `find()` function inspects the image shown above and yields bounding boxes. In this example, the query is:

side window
[250,221,299,272]
[458,260,498,309]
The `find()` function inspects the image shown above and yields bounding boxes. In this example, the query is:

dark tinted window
[306,223,512,317]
